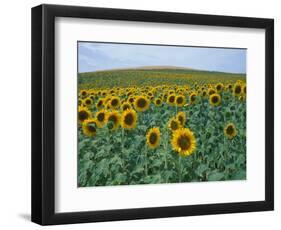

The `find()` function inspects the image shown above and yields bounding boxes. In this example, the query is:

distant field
[78,68,246,89]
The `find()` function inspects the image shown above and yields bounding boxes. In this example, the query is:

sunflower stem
[144,145,148,177]
[178,155,182,182]
[121,128,125,171]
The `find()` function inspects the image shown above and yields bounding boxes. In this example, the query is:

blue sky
[78,42,246,74]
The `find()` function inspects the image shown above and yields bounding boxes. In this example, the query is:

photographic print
[77,42,246,187]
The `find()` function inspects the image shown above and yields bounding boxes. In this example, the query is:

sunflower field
[78,69,246,187]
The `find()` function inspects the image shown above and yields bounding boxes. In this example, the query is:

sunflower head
[95,109,107,128]
[171,128,196,157]
[215,83,224,92]
[224,123,237,139]
[82,118,97,137]
[227,84,233,92]
[96,98,104,109]
[134,95,150,112]
[209,93,221,106]
[84,97,93,107]
[154,98,163,107]
[121,109,137,129]
[78,106,91,123]
[106,110,121,130]
[167,94,176,106]
[168,117,182,131]
[121,102,132,111]
[146,127,161,149]
[80,90,88,98]
[176,111,186,126]
[110,96,121,109]
[175,95,186,107]
[128,96,135,104]
[233,83,242,96]
[189,92,197,104]
[208,88,216,96]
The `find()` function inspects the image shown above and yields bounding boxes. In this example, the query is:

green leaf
[208,171,225,181]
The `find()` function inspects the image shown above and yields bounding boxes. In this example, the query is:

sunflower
[78,99,83,106]
[110,96,121,109]
[95,109,107,128]
[82,118,97,137]
[154,98,163,107]
[208,88,216,96]
[106,110,121,130]
[224,123,237,139]
[121,102,132,111]
[209,93,221,106]
[176,111,186,126]
[134,95,150,112]
[167,94,176,106]
[96,98,104,109]
[84,97,93,107]
[121,109,137,129]
[189,92,197,104]
[146,127,161,149]
[168,117,182,131]
[128,96,135,104]
[175,95,186,107]
[233,83,242,96]
[171,128,196,157]
[78,106,91,123]
[227,84,233,92]
[80,90,88,98]
[215,83,224,93]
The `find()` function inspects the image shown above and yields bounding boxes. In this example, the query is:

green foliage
[78,69,246,187]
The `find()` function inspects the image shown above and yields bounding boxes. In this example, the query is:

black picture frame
[31,4,274,225]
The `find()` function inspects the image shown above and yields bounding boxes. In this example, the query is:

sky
[78,42,246,74]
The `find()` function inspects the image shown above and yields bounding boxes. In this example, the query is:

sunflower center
[85,99,91,105]
[171,120,178,130]
[149,133,158,145]
[235,86,241,94]
[226,125,234,135]
[124,113,134,125]
[97,113,105,122]
[111,99,118,106]
[169,96,175,103]
[137,98,147,108]
[79,110,89,121]
[123,104,130,110]
[178,116,183,124]
[176,97,183,104]
[97,100,103,107]
[209,90,215,95]
[109,115,117,124]
[156,99,161,105]
[216,85,222,91]
[191,95,196,102]
[211,96,219,103]
[87,122,96,133]
[177,135,190,150]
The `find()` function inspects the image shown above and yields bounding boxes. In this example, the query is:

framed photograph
[31,4,274,225]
